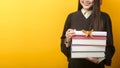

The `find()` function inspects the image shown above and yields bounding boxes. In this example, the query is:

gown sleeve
[60,13,72,60]
[105,13,115,66]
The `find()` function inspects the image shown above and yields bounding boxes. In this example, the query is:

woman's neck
[82,8,92,12]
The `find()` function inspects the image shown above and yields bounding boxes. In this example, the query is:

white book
[72,39,106,45]
[75,31,107,36]
[71,52,105,58]
[71,45,105,51]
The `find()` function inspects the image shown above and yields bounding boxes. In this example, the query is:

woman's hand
[65,29,75,47]
[86,57,99,64]
[65,29,75,39]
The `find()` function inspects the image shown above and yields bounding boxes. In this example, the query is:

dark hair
[78,0,102,30]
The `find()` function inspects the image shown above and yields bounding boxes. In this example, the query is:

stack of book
[71,30,107,58]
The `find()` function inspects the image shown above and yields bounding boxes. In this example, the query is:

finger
[67,29,73,32]
[67,29,75,33]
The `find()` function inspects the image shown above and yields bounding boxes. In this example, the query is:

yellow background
[0,0,119,68]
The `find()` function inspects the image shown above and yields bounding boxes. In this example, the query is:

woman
[60,0,115,68]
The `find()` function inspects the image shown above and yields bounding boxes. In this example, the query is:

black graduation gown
[60,11,115,68]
